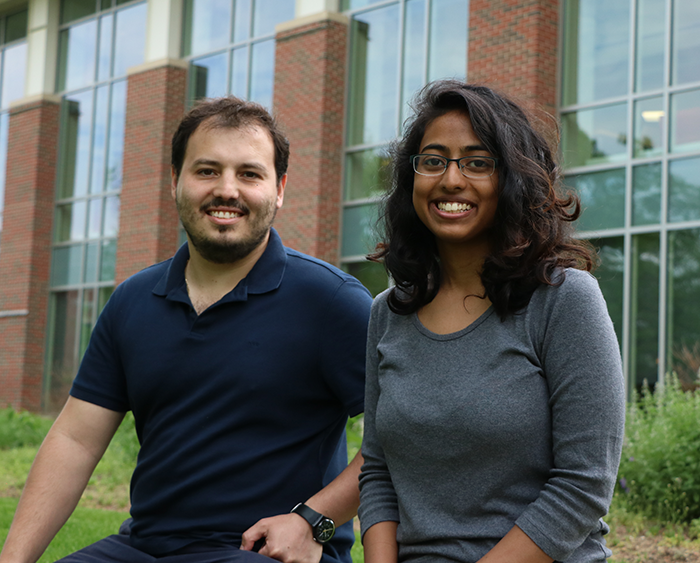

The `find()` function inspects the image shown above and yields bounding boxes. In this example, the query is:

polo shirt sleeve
[318,277,373,418]
[70,285,130,413]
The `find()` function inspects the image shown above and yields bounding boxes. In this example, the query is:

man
[0,98,372,563]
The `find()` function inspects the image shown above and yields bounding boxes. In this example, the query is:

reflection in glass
[84,241,99,282]
[635,0,665,92]
[670,89,700,154]
[632,162,661,226]
[561,104,628,167]
[100,239,117,281]
[633,97,663,158]
[80,288,96,357]
[401,0,426,126]
[103,195,120,236]
[345,147,391,201]
[428,0,467,82]
[347,5,400,146]
[51,245,83,286]
[183,0,232,57]
[87,198,103,238]
[98,286,113,313]
[5,9,28,42]
[342,203,380,258]
[668,157,700,223]
[250,40,274,109]
[340,0,385,9]
[569,168,625,232]
[57,20,97,92]
[90,85,109,194]
[253,0,294,37]
[55,202,87,242]
[58,92,93,199]
[344,260,388,297]
[590,236,624,346]
[191,52,228,100]
[667,228,700,390]
[0,113,8,225]
[113,3,146,77]
[1,43,27,110]
[46,291,79,412]
[233,0,251,43]
[630,233,660,394]
[561,0,630,106]
[61,0,96,25]
[106,81,126,192]
[230,47,248,99]
[671,0,700,85]
[97,14,113,81]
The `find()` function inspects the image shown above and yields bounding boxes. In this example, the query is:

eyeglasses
[411,154,498,179]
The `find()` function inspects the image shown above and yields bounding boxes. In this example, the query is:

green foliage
[346,414,363,461]
[617,374,700,523]
[0,408,53,450]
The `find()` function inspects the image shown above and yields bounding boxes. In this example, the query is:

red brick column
[468,0,559,114]
[273,14,348,265]
[0,97,61,411]
[115,61,187,285]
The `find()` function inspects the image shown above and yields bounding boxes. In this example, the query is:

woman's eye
[423,157,445,167]
[466,159,488,168]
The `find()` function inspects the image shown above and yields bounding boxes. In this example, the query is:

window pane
[103,195,120,236]
[230,46,248,99]
[54,201,87,242]
[80,288,96,357]
[253,0,294,37]
[113,3,146,77]
[0,113,8,221]
[106,80,127,192]
[341,0,385,9]
[428,0,467,82]
[100,239,117,281]
[250,39,274,109]
[635,0,665,92]
[84,241,99,282]
[87,197,103,238]
[233,0,251,42]
[668,156,700,223]
[344,260,388,297]
[342,203,380,258]
[561,0,630,105]
[670,88,700,154]
[570,168,626,231]
[58,92,93,199]
[51,245,83,286]
[347,5,400,146]
[191,52,228,100]
[1,43,27,110]
[90,85,109,194]
[96,14,113,82]
[61,0,97,24]
[634,97,664,158]
[632,162,661,226]
[671,0,700,85]
[5,9,28,42]
[561,104,628,167]
[401,0,426,125]
[345,147,391,201]
[183,0,232,57]
[46,291,80,412]
[667,228,700,389]
[590,236,624,346]
[57,21,97,92]
[630,233,660,393]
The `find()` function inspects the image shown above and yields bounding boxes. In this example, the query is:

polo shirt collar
[153,228,287,304]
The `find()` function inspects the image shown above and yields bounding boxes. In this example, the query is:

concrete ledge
[0,309,29,318]
[276,11,348,34]
[9,93,62,110]
[127,58,190,76]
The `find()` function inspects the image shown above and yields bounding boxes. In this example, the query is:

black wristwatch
[291,502,335,543]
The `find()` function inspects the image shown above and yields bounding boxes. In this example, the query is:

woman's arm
[363,521,399,563]
[477,526,553,563]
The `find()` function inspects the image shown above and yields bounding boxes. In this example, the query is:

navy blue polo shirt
[71,229,372,561]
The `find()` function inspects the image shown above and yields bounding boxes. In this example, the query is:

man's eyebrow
[191,158,221,168]
[420,143,489,153]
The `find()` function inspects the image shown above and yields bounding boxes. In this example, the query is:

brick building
[0,0,699,411]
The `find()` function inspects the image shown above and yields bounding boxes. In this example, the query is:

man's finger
[241,522,267,550]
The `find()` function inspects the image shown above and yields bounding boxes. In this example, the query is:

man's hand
[240,513,323,563]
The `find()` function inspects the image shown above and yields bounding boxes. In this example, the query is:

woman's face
[412,110,499,253]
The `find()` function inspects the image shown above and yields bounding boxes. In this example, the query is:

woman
[358,81,626,563]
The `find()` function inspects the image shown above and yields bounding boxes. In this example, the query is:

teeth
[437,202,472,213]
[210,210,241,219]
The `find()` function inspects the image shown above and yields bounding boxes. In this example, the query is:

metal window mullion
[394,0,406,136]
[423,0,430,85]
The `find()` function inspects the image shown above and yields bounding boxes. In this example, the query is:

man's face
[171,121,286,264]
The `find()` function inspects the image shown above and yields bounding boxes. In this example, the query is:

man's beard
[178,196,277,264]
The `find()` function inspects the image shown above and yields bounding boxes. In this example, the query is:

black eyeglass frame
[410,154,499,179]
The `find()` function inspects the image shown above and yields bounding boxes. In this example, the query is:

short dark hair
[171,97,290,183]
[372,80,594,319]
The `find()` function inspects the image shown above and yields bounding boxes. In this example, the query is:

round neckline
[411,305,495,341]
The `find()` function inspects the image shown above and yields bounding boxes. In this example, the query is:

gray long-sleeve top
[358,269,626,563]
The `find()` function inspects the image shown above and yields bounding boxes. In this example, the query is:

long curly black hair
[370,80,594,320]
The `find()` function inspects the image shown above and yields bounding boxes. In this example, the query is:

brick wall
[468,0,559,115]
[273,17,348,265]
[114,63,188,285]
[0,98,60,411]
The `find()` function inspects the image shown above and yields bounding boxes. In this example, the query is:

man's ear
[276,174,287,209]
[170,166,178,200]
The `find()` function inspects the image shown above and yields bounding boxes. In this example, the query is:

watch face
[315,518,335,543]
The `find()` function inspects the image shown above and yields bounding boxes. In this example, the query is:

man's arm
[0,397,125,563]
[240,450,364,563]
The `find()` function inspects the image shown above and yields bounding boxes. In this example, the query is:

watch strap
[291,502,323,528]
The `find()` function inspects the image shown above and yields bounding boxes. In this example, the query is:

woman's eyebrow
[420,143,489,153]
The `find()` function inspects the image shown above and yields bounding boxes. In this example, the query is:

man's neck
[184,235,269,315]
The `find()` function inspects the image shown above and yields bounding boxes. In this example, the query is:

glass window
[561,0,630,106]
[343,260,389,297]
[191,52,229,100]
[233,0,251,42]
[670,88,700,154]
[51,245,84,286]
[57,20,98,91]
[5,10,28,43]
[561,104,628,168]
[55,201,87,242]
[253,0,294,37]
[667,228,700,389]
[45,291,80,411]
[58,92,93,199]
[0,113,8,244]
[1,43,27,110]
[342,203,380,258]
[632,162,662,226]
[249,39,274,110]
[635,0,665,93]
[401,0,426,124]
[634,97,664,158]
[591,236,624,345]
[668,156,700,223]
[106,80,127,192]
[183,0,232,57]
[345,147,391,201]
[112,2,147,77]
[671,0,700,85]
[427,0,467,82]
[230,46,249,99]
[569,168,626,232]
[96,14,113,81]
[61,0,98,24]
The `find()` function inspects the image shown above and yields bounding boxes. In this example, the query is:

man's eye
[197,169,217,176]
